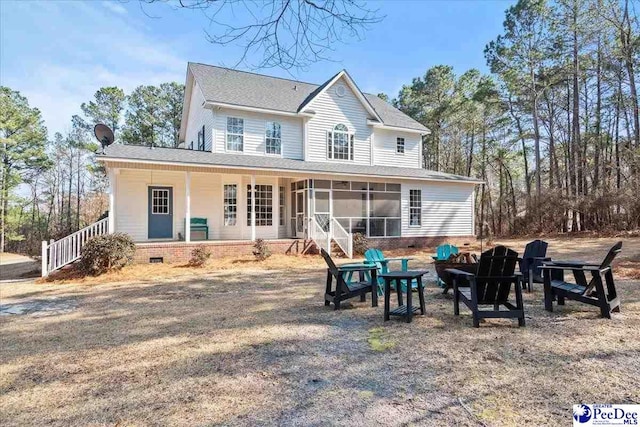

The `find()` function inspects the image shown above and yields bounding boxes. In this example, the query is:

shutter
[327,131,333,159]
[349,134,354,160]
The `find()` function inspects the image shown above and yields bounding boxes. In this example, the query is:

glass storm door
[314,189,331,232]
[295,190,305,238]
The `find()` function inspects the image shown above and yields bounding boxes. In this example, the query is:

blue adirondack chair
[432,243,459,261]
[433,243,459,287]
[364,248,418,295]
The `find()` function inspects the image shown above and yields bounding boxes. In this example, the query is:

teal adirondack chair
[432,243,459,261]
[364,248,418,295]
[432,243,459,287]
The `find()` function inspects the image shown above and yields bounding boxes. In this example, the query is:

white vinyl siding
[213,108,303,159]
[373,128,421,168]
[306,76,372,165]
[401,182,475,237]
[184,81,215,151]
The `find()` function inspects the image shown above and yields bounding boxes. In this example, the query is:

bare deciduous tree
[143,0,383,69]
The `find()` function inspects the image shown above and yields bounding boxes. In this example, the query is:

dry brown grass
[2,237,640,426]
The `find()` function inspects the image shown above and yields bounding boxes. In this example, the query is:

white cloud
[102,1,128,16]
[2,1,186,136]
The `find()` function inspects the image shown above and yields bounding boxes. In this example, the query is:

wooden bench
[186,217,209,240]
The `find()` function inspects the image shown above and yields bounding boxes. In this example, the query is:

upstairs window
[226,117,244,152]
[396,137,405,154]
[327,123,354,161]
[265,121,282,155]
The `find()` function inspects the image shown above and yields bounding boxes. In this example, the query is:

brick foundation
[133,236,475,263]
[134,239,306,264]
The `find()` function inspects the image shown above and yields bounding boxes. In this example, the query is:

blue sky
[1,0,514,136]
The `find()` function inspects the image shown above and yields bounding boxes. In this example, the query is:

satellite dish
[94,124,115,154]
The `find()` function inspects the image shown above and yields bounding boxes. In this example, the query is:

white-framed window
[247,184,273,226]
[265,121,282,155]
[279,186,285,226]
[223,184,237,226]
[396,137,405,154]
[409,189,422,226]
[226,117,244,152]
[151,189,170,214]
[327,123,354,161]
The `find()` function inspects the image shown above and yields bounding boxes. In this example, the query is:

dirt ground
[0,253,39,281]
[1,237,639,426]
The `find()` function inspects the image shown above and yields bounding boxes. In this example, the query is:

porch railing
[308,217,331,255]
[331,218,353,258]
[41,217,109,277]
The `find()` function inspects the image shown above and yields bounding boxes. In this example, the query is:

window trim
[151,188,171,215]
[264,121,282,156]
[225,117,244,152]
[197,125,205,151]
[223,183,238,227]
[396,137,405,155]
[409,189,422,227]
[327,123,354,161]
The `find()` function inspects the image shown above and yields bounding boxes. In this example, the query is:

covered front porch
[107,163,404,257]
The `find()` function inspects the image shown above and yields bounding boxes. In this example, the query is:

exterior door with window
[314,189,331,232]
[295,190,305,238]
[148,186,173,239]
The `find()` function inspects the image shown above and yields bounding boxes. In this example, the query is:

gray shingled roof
[99,144,482,184]
[189,62,428,132]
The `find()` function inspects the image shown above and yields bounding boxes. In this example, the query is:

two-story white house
[93,62,481,263]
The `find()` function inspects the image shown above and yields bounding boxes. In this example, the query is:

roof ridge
[188,62,322,87]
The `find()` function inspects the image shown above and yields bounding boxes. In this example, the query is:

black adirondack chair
[519,239,550,291]
[539,241,622,318]
[321,249,378,310]
[447,246,525,328]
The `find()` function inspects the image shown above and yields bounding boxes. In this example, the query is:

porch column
[250,175,256,241]
[185,171,191,242]
[108,168,119,234]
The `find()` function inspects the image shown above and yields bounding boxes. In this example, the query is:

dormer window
[327,123,354,161]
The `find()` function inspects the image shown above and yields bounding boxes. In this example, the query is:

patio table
[380,270,428,323]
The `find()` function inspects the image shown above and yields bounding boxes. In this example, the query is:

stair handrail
[331,218,353,258]
[41,217,109,277]
[308,216,331,255]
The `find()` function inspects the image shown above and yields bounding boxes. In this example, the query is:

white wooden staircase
[41,217,109,277]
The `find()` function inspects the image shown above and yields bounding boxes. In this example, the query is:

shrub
[252,238,272,261]
[79,233,136,275]
[189,245,212,267]
[352,232,368,255]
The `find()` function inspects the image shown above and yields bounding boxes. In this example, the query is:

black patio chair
[447,246,525,328]
[519,239,550,291]
[321,249,378,310]
[539,241,622,318]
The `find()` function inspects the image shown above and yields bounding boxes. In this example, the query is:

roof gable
[186,62,428,132]
[297,70,382,122]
